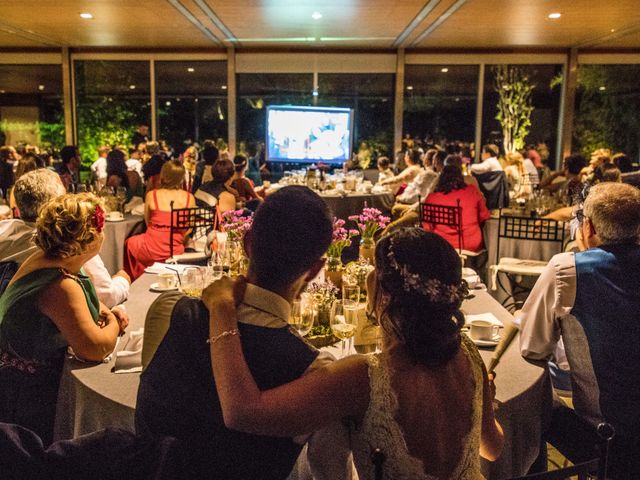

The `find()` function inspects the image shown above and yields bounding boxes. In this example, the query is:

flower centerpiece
[325,218,358,287]
[220,209,253,276]
[348,207,390,263]
[306,280,338,337]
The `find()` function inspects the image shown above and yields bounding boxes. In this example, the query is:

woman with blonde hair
[124,160,196,280]
[504,151,533,198]
[0,193,128,444]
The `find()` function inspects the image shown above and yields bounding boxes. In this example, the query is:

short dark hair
[233,154,248,173]
[565,154,586,175]
[482,144,500,158]
[432,150,447,170]
[60,145,78,164]
[202,144,219,165]
[212,159,234,184]
[407,148,422,166]
[613,153,633,173]
[249,186,332,291]
[377,156,390,169]
[594,163,621,184]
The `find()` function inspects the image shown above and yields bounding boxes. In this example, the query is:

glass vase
[359,237,376,265]
[324,255,343,289]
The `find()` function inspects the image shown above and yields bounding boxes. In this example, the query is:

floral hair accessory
[93,205,105,233]
[386,237,467,304]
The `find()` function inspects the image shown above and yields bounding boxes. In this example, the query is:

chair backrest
[0,261,18,297]
[169,202,219,259]
[496,213,565,265]
[508,458,599,480]
[473,171,510,209]
[421,199,463,253]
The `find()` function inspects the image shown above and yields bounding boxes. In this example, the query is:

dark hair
[233,154,248,173]
[482,144,500,158]
[375,229,465,367]
[593,163,621,184]
[377,156,390,169]
[423,149,438,167]
[249,186,332,291]
[435,164,466,194]
[444,153,463,169]
[107,149,129,189]
[565,154,586,175]
[613,153,633,173]
[60,145,78,165]
[0,146,13,163]
[202,144,220,165]
[142,154,166,180]
[212,159,234,184]
[407,148,422,166]
[15,154,38,179]
[432,150,447,170]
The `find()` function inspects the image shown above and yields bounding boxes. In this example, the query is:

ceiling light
[548,12,561,19]
[80,12,93,19]
[38,85,45,91]
[441,67,449,73]
[129,85,136,90]
[611,29,616,33]
[599,86,606,91]
[187,67,195,72]
[406,85,414,90]
[165,101,171,106]
[311,11,322,20]
[221,85,227,90]
[0,90,5,94]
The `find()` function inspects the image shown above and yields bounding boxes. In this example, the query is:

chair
[473,171,510,210]
[168,202,219,264]
[491,213,565,312]
[0,261,18,296]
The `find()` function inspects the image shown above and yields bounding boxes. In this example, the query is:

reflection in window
[317,73,394,167]
[404,65,478,151]
[155,61,228,154]
[0,64,64,150]
[74,60,150,165]
[574,64,640,161]
[482,64,562,167]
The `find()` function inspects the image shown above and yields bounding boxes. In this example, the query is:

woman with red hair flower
[0,192,128,445]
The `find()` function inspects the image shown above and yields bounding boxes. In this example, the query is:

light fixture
[311,11,323,20]
[221,85,228,90]
[187,67,195,72]
[129,85,136,90]
[599,86,606,91]
[455,97,460,102]
[611,29,616,33]
[312,89,319,97]
[441,67,449,73]
[548,12,561,19]
[406,85,414,90]
[165,100,172,106]
[0,90,5,94]
[80,12,93,19]
[38,85,45,91]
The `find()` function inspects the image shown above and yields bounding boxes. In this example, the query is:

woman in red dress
[124,160,195,280]
[424,160,490,253]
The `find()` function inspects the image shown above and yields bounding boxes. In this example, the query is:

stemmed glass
[331,296,359,357]
[182,267,205,297]
[116,186,127,213]
[289,296,314,337]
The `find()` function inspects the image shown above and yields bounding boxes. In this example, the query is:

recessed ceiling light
[80,12,93,19]
[221,85,228,90]
[599,86,606,91]
[165,101,171,106]
[311,11,323,20]
[611,29,616,33]
[548,12,561,19]
[187,67,195,72]
[38,85,45,91]
[406,85,414,90]
[441,67,449,73]
[129,84,136,90]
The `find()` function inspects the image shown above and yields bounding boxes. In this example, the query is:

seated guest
[231,154,260,206]
[55,145,81,192]
[193,141,218,193]
[540,154,586,203]
[424,162,490,253]
[379,148,423,194]
[126,147,143,177]
[504,151,535,198]
[90,146,110,187]
[106,148,144,200]
[0,169,131,308]
[0,193,128,445]
[8,153,39,214]
[470,144,502,175]
[580,147,611,182]
[375,155,393,184]
[0,146,17,200]
[593,162,621,184]
[613,153,633,174]
[124,160,196,280]
[182,145,199,191]
[136,186,354,479]
[517,183,640,479]
[141,153,166,192]
[194,159,237,213]
[204,228,504,479]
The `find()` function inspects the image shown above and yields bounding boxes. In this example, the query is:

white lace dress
[350,335,486,480]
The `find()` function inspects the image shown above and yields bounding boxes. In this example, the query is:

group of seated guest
[378,147,424,194]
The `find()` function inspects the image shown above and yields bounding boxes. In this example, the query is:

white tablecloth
[100,215,144,274]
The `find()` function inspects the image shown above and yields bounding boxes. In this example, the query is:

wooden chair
[168,202,219,264]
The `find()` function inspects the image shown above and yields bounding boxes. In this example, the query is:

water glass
[342,283,360,305]
[182,267,205,297]
[331,299,358,357]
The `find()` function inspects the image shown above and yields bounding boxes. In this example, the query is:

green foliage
[0,120,65,150]
[493,65,536,153]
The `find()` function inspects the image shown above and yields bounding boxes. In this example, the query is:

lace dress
[351,335,485,480]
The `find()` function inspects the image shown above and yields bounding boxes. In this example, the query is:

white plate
[106,217,125,222]
[149,282,178,292]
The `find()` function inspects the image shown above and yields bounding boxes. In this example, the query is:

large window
[317,73,394,163]
[481,64,563,168]
[155,61,228,154]
[404,65,478,149]
[0,64,64,150]
[74,60,151,165]
[573,64,640,161]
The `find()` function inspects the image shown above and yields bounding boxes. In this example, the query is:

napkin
[113,328,144,374]
[144,262,198,274]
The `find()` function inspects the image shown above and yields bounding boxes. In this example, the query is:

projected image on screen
[267,106,353,164]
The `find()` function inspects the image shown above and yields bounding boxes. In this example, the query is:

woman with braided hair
[203,228,503,479]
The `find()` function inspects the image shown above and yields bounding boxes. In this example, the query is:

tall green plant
[493,65,535,153]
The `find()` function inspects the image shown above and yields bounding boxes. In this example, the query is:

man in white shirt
[126,147,144,178]
[470,144,503,175]
[0,169,130,308]
[90,146,110,187]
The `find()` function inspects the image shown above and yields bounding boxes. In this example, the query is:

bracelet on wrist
[206,328,240,345]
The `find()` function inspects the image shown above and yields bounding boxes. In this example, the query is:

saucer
[150,282,178,292]
[106,217,124,222]
[467,333,500,347]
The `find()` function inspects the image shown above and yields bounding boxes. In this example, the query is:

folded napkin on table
[113,328,144,374]
[144,262,199,275]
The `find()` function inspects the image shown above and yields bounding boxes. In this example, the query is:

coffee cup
[107,210,124,221]
[469,320,499,341]
[157,272,177,289]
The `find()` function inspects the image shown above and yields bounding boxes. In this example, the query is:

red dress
[424,185,490,252]
[124,190,191,280]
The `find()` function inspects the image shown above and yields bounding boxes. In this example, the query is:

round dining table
[100,214,145,274]
[54,273,551,480]
[319,190,394,220]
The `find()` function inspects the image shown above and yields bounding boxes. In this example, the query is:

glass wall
[404,64,478,154]
[155,60,228,155]
[573,64,640,162]
[74,60,151,165]
[317,73,394,165]
[481,64,563,168]
[0,64,64,151]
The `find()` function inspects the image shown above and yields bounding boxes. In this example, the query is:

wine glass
[331,299,358,357]
[116,186,127,213]
[181,267,205,297]
[289,298,314,337]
